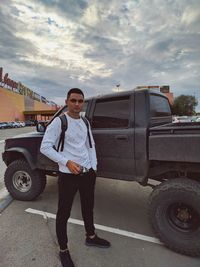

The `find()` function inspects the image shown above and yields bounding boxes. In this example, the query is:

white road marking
[0,140,4,144]
[25,208,162,245]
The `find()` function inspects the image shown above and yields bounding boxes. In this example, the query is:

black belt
[59,168,93,176]
[80,167,92,174]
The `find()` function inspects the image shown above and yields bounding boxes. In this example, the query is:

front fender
[2,147,36,169]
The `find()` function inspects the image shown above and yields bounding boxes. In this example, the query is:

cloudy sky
[0,0,200,108]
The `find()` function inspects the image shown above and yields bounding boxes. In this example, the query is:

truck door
[90,94,135,181]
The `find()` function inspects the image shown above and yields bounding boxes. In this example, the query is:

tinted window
[150,94,171,117]
[92,97,130,128]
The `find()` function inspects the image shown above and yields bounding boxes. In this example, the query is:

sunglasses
[69,99,84,104]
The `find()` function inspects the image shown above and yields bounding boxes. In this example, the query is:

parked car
[19,121,26,127]
[195,117,200,122]
[0,122,8,129]
[6,122,14,128]
[10,121,20,128]
[25,120,35,126]
[15,121,23,127]
[172,116,191,123]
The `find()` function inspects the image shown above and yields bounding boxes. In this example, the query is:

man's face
[66,93,84,114]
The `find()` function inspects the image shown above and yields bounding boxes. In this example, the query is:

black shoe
[85,234,111,248]
[59,251,75,267]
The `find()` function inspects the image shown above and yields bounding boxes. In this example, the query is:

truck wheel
[149,178,200,256]
[4,160,46,201]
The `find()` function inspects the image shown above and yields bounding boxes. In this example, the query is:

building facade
[0,67,58,122]
[0,86,58,122]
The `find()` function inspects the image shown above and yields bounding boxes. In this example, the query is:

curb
[0,188,13,212]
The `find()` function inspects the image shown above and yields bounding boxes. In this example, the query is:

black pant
[56,169,96,250]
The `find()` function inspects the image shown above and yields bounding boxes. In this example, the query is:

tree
[171,95,198,116]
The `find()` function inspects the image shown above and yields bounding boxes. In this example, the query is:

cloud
[0,0,199,108]
[181,4,200,30]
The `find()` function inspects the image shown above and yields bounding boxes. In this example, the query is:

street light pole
[116,84,120,92]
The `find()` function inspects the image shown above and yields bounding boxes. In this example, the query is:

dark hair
[67,88,84,99]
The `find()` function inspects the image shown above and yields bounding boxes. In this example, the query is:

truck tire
[149,178,200,256]
[4,159,46,201]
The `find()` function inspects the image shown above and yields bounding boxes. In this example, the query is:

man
[40,88,110,267]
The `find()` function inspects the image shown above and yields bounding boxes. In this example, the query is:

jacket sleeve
[40,117,68,166]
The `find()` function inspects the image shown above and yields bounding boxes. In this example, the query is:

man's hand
[66,160,81,175]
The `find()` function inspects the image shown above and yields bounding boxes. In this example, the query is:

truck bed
[149,122,200,163]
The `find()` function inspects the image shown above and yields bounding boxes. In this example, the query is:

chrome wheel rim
[12,171,32,192]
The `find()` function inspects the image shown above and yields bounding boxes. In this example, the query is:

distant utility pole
[116,84,120,92]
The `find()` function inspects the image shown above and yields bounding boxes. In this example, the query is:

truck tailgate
[149,123,200,163]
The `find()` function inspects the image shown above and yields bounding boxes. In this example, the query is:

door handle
[115,135,128,140]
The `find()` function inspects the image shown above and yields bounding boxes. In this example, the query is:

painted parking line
[25,208,162,245]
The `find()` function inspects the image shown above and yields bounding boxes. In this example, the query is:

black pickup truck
[2,88,200,256]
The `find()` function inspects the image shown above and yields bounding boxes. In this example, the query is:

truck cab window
[150,94,171,117]
[92,96,130,128]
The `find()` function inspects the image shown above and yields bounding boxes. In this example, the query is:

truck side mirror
[36,121,46,132]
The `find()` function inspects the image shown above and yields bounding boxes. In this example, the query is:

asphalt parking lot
[0,128,200,267]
